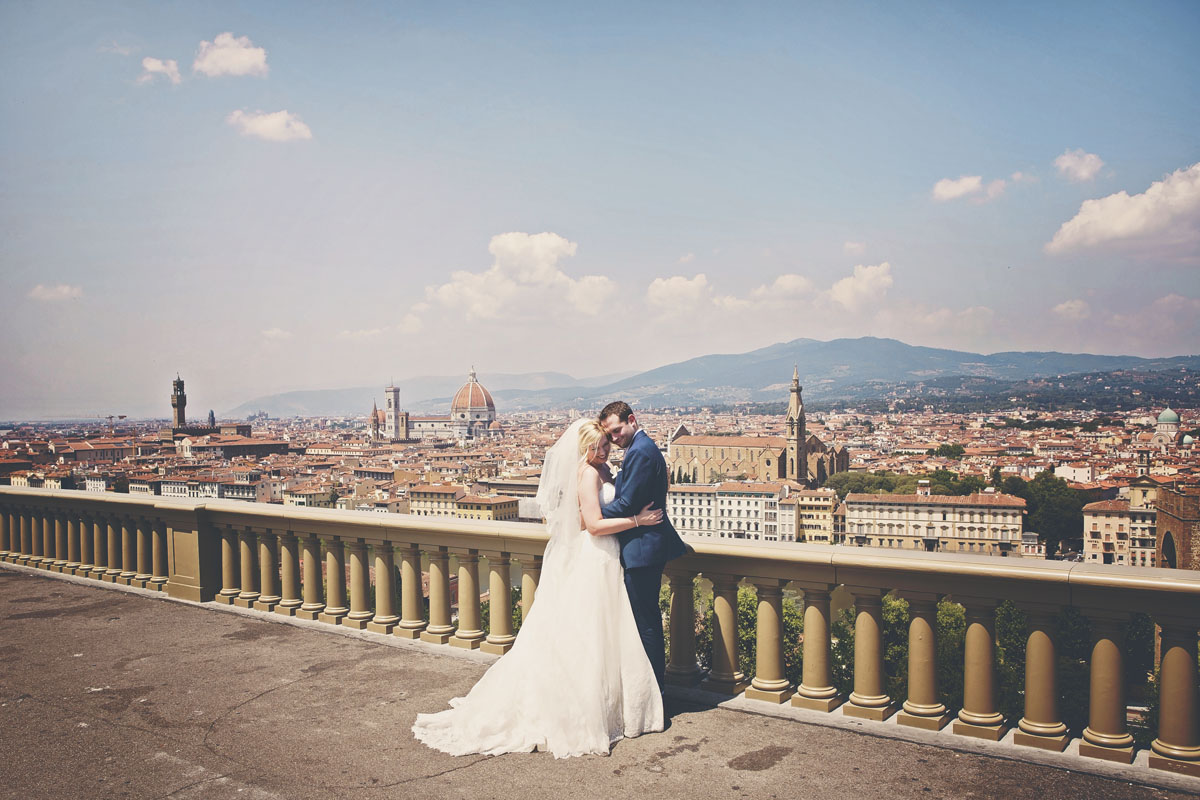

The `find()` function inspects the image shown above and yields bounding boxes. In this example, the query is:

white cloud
[827,262,893,311]
[677,252,695,264]
[1045,162,1200,260]
[932,175,983,202]
[750,273,814,300]
[1107,294,1200,350]
[1052,299,1091,321]
[843,241,865,255]
[193,32,268,77]
[261,328,292,340]
[29,284,82,302]
[1010,171,1038,184]
[985,179,1006,199]
[137,57,181,85]
[226,109,313,142]
[1054,148,1104,182]
[424,232,614,320]
[646,274,712,313]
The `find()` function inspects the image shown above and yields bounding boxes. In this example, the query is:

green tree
[1026,471,1084,557]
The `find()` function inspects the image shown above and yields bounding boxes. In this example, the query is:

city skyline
[2,2,1198,420]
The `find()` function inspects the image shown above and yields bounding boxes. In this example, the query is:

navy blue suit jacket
[601,429,687,569]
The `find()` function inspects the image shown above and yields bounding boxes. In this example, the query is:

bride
[412,418,665,758]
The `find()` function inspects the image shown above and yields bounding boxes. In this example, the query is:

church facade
[667,367,848,488]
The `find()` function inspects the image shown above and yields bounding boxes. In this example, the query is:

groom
[599,401,687,692]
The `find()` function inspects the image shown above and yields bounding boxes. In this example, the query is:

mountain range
[225,337,1200,417]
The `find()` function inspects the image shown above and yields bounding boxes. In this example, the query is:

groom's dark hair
[599,400,634,423]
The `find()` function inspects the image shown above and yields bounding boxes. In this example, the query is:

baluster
[253,530,281,612]
[134,517,153,587]
[366,541,399,634]
[792,583,842,712]
[897,592,951,730]
[104,516,122,582]
[421,547,453,644]
[65,512,81,574]
[317,538,348,624]
[0,505,9,559]
[665,570,702,685]
[275,531,302,616]
[1014,607,1069,751]
[1079,612,1134,763]
[90,516,107,577]
[77,514,95,576]
[452,550,484,649]
[18,509,32,564]
[216,524,240,604]
[52,511,68,571]
[233,527,260,607]
[701,575,749,694]
[150,520,168,590]
[953,598,1006,740]
[746,580,793,703]
[343,540,372,628]
[520,555,541,622]
[296,534,325,620]
[29,509,44,567]
[481,552,514,655]
[1150,616,1200,777]
[41,509,55,569]
[394,544,426,639]
[844,589,895,721]
[118,516,137,585]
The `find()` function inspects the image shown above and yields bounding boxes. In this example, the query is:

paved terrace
[2,564,1197,800]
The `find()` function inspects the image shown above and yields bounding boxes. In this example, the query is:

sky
[2,1,1198,420]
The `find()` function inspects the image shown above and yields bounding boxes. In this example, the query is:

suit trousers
[624,564,666,692]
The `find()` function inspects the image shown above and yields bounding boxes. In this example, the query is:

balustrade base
[953,720,1008,742]
[480,640,513,656]
[745,686,794,704]
[273,604,300,618]
[1014,731,1070,752]
[1078,741,1135,764]
[366,619,398,635]
[133,578,152,589]
[101,572,120,583]
[897,710,953,731]
[844,703,896,722]
[341,616,372,630]
[117,575,136,586]
[70,566,93,577]
[214,593,239,605]
[1149,753,1200,778]
[700,677,749,695]
[253,598,280,613]
[421,630,452,645]
[150,578,167,591]
[233,595,260,609]
[792,694,843,713]
[665,668,705,688]
[394,625,425,640]
[451,636,483,650]
[317,610,348,625]
[50,563,66,573]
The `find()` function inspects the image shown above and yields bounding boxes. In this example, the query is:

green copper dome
[1158,408,1180,424]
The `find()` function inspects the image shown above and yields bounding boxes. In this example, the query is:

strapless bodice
[600,482,616,505]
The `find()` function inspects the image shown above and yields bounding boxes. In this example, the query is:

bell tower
[171,375,187,428]
[785,365,807,484]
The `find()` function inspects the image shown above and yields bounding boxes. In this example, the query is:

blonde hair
[577,420,606,459]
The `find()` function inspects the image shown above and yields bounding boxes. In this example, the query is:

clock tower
[171,376,187,428]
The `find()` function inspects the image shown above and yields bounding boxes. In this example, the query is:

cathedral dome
[1158,408,1180,425]
[451,368,495,413]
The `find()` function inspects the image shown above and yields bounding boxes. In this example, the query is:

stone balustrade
[1,486,1198,778]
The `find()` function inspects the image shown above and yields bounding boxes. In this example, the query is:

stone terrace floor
[2,564,1198,800]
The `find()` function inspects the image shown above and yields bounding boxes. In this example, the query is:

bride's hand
[634,502,662,527]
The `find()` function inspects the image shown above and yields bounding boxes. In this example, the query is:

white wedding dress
[412,477,663,758]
